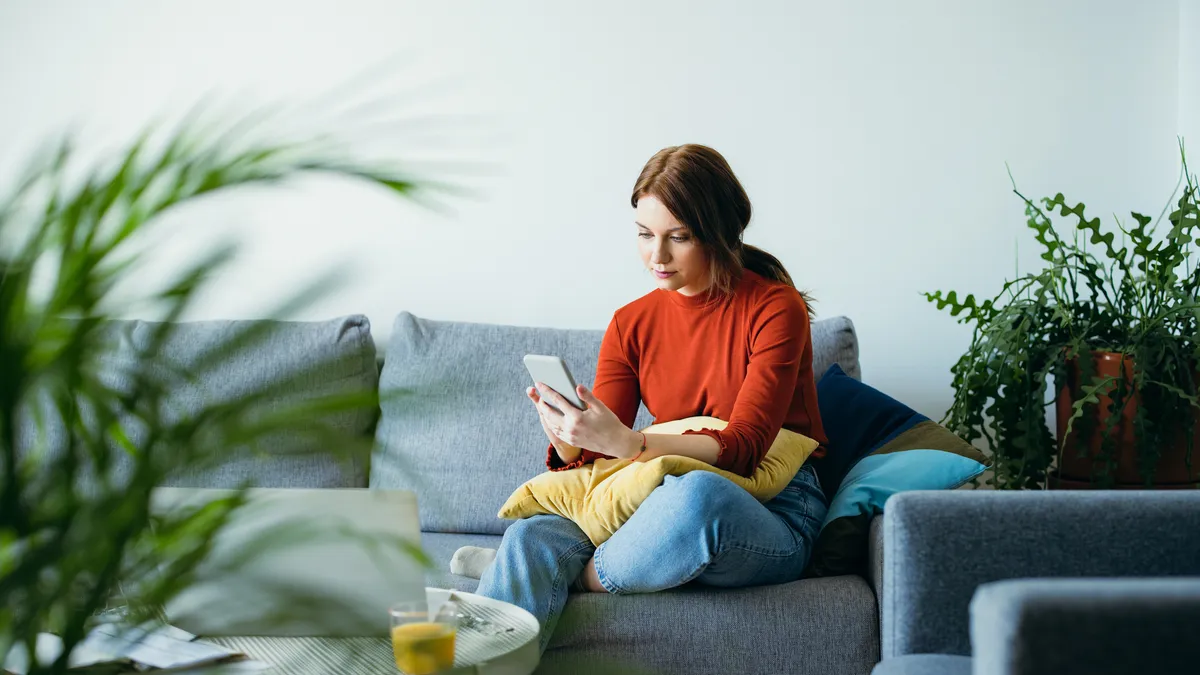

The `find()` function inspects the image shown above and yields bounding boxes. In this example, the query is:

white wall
[0,0,1185,421]
[1182,0,1200,156]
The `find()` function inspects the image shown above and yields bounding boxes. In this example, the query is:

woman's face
[635,195,710,296]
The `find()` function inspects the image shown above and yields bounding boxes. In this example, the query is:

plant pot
[1054,351,1200,488]
[1046,470,1199,489]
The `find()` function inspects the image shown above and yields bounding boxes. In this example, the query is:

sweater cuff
[681,427,739,474]
[546,443,589,472]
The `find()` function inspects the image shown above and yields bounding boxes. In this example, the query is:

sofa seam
[886,510,897,658]
[359,315,375,485]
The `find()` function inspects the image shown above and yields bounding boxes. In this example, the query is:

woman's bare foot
[576,555,607,592]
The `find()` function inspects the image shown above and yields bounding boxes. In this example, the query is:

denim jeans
[475,463,827,653]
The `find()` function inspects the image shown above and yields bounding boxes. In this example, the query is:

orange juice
[390,621,456,674]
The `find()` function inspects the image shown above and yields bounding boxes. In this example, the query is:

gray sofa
[374,311,879,675]
[874,490,1200,675]
[28,312,881,674]
[37,313,1200,674]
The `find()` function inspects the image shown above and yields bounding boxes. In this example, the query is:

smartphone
[523,354,587,412]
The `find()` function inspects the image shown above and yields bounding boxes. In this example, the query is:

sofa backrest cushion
[370,312,653,534]
[811,315,861,383]
[18,315,379,489]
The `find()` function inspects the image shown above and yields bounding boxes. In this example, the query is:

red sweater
[547,270,827,477]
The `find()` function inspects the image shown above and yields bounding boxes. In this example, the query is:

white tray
[205,588,539,675]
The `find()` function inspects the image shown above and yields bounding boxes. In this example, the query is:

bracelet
[633,431,647,461]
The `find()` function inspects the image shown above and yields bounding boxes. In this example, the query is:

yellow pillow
[497,417,819,546]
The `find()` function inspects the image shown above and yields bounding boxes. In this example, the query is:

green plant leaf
[2,95,460,674]
[929,143,1199,490]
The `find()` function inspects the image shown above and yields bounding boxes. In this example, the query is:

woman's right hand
[527,386,582,459]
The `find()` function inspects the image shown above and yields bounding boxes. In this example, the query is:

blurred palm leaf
[1,102,442,674]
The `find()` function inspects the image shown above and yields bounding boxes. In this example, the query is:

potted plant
[1,103,436,673]
[926,141,1200,490]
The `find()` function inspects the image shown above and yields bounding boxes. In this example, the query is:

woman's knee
[661,471,745,520]
[502,515,557,545]
[500,515,588,556]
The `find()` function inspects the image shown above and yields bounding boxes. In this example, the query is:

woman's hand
[527,386,577,454]
[529,383,641,459]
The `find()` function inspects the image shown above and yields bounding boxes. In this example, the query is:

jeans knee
[502,515,551,548]
[499,514,585,557]
[665,471,742,521]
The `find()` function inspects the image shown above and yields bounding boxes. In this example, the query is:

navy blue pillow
[810,363,924,496]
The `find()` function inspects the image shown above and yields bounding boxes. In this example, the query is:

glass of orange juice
[389,598,459,675]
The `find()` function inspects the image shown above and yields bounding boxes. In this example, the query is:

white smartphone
[523,354,587,412]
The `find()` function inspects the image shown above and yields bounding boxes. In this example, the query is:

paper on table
[3,623,269,674]
[85,623,241,670]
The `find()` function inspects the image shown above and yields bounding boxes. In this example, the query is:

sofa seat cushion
[419,532,502,593]
[541,575,879,675]
[872,655,973,675]
[420,535,879,675]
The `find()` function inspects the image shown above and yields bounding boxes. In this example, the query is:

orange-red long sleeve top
[547,270,827,477]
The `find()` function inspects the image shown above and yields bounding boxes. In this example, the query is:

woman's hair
[630,144,815,315]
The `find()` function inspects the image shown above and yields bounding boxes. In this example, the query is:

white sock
[450,546,497,579]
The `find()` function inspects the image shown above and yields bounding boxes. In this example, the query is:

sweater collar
[662,270,759,309]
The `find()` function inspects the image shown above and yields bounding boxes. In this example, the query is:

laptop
[148,487,426,637]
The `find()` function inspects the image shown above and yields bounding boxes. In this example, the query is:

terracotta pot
[1054,351,1200,488]
[1047,470,1199,490]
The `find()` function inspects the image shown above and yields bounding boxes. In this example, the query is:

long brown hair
[630,144,815,315]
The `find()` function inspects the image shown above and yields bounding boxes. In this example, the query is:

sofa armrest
[881,490,1200,659]
[971,578,1200,675]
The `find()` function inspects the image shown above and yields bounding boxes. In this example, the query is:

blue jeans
[476,464,827,653]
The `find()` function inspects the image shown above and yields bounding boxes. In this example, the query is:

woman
[476,144,828,653]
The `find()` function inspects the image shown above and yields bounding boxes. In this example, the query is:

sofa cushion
[542,575,880,675]
[871,655,972,675]
[811,315,861,383]
[811,363,921,497]
[18,316,378,489]
[419,532,502,593]
[372,312,859,535]
[371,312,656,534]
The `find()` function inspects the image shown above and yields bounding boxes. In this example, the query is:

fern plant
[1,105,436,673]
[926,141,1200,489]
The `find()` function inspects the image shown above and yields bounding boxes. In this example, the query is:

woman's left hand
[533,383,640,459]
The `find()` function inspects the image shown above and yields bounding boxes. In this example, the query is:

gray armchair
[970,578,1200,675]
[872,490,1200,675]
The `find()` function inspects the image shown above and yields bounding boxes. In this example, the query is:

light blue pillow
[825,449,987,524]
[806,444,986,578]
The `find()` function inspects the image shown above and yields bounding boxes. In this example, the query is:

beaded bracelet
[633,431,647,461]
